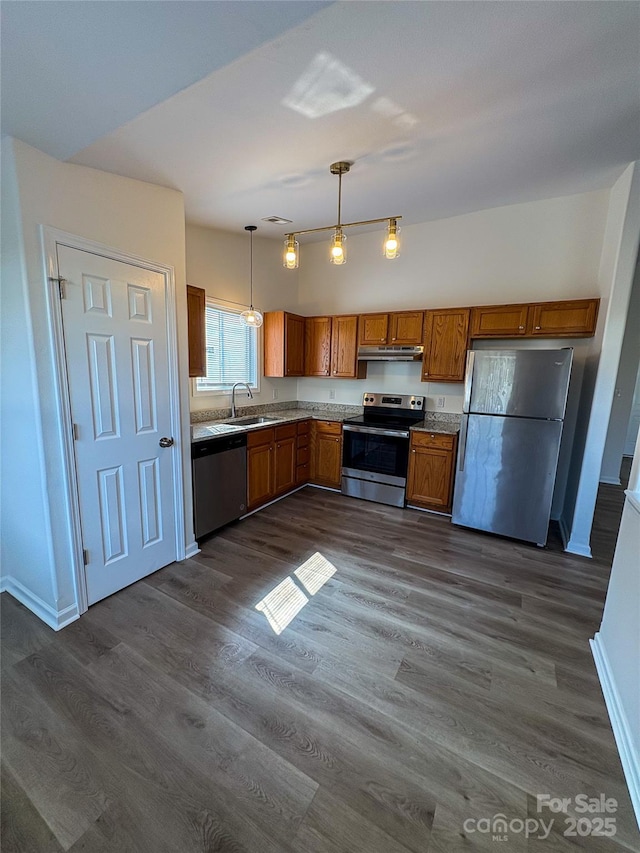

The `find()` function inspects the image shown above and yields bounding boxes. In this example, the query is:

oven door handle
[343,424,410,438]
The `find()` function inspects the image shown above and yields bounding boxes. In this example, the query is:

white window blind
[195,302,258,393]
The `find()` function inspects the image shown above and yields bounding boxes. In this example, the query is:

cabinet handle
[392,337,396,341]
[335,438,339,442]
[412,449,416,453]
[535,325,541,330]
[380,337,385,341]
[519,325,524,330]
[424,371,429,376]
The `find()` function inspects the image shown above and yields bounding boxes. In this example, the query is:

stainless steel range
[342,392,425,507]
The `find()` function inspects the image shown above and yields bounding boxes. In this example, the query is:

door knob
[159,437,174,448]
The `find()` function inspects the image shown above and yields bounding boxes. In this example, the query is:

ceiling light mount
[283,160,401,269]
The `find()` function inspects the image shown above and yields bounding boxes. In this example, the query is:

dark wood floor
[2,475,639,852]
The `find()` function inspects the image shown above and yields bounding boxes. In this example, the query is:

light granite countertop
[191,405,361,443]
[191,403,460,442]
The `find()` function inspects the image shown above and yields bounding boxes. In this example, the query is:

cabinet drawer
[275,423,297,441]
[314,420,342,435]
[247,427,275,448]
[297,419,310,435]
[297,432,310,449]
[411,431,455,450]
[297,446,310,466]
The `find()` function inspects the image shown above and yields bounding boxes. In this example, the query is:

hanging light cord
[250,227,253,308]
[337,169,342,228]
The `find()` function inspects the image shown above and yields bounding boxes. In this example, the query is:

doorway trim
[41,226,187,618]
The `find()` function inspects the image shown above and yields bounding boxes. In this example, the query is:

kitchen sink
[228,415,281,426]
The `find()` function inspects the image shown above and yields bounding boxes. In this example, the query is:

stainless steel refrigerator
[452,348,573,546]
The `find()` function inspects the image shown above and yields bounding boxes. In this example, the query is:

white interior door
[58,245,177,604]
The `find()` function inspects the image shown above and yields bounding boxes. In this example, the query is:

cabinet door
[529,299,599,337]
[186,285,206,377]
[331,315,365,379]
[422,309,470,382]
[407,444,454,511]
[305,316,332,376]
[247,442,274,509]
[264,311,305,377]
[274,436,296,495]
[470,304,529,338]
[285,313,306,375]
[389,311,424,345]
[311,422,343,488]
[359,313,389,345]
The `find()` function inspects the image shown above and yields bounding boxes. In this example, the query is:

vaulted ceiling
[3,1,639,237]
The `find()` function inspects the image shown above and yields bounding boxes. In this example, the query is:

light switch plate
[436,396,446,409]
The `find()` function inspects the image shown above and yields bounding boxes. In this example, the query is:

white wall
[0,138,192,627]
[566,164,640,556]
[186,224,299,412]
[600,258,640,482]
[297,189,609,411]
[625,368,640,456]
[592,425,640,829]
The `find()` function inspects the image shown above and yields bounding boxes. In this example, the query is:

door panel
[452,414,563,545]
[467,349,572,419]
[58,245,177,605]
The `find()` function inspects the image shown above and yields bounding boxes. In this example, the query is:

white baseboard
[184,541,201,560]
[565,537,592,558]
[591,633,640,830]
[600,476,622,486]
[241,484,309,519]
[1,577,79,631]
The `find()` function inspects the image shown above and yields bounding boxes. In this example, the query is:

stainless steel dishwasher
[192,433,247,540]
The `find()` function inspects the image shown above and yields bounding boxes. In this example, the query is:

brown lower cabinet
[406,430,458,513]
[247,421,312,510]
[246,423,294,510]
[296,420,310,484]
[310,420,343,489]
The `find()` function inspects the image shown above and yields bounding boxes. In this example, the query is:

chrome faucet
[231,382,253,418]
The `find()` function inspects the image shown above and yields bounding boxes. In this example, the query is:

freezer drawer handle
[458,416,468,473]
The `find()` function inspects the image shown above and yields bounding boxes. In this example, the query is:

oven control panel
[362,393,425,410]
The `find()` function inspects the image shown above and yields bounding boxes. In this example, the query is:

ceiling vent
[261,215,292,224]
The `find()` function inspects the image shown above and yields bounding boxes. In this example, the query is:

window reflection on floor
[294,551,337,595]
[255,552,337,635]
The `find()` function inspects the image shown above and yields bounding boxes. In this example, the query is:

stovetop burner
[343,413,424,430]
[343,391,426,431]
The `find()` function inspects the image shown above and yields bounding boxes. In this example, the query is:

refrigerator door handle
[458,414,469,472]
[462,351,474,414]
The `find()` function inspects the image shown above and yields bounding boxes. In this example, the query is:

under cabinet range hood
[357,345,424,362]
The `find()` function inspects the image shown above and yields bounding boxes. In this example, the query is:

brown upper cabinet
[470,299,599,339]
[389,311,425,344]
[331,315,366,379]
[359,311,424,346]
[529,299,599,337]
[359,313,389,345]
[422,309,470,382]
[186,285,206,377]
[263,311,305,377]
[470,304,529,338]
[305,316,332,377]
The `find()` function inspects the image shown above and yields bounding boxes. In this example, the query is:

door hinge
[49,277,67,298]
[83,549,89,566]
[72,423,79,440]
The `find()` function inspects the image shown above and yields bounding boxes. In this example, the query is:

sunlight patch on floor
[255,552,337,635]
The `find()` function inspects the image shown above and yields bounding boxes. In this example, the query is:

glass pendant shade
[329,228,346,265]
[240,308,263,328]
[384,219,400,259]
[283,235,299,269]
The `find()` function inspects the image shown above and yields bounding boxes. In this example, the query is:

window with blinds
[194,302,258,393]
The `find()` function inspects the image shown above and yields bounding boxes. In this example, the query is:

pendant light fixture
[283,161,401,269]
[240,225,263,328]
